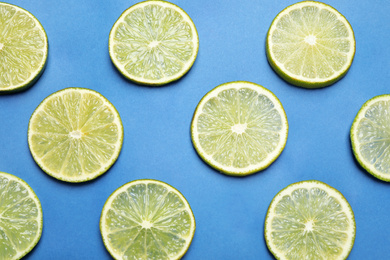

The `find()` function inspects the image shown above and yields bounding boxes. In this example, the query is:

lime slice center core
[231,123,247,134]
[141,219,153,229]
[148,40,160,48]
[304,35,317,45]
[304,220,314,233]
[69,130,83,139]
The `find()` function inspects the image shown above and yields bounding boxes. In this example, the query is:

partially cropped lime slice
[265,180,356,260]
[266,1,355,88]
[109,0,199,86]
[0,2,48,93]
[350,95,390,181]
[191,81,288,176]
[28,88,123,182]
[100,179,195,260]
[0,171,43,260]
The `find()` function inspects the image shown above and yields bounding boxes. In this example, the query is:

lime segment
[109,0,199,86]
[0,172,43,260]
[351,95,390,181]
[266,1,355,88]
[100,179,195,260]
[0,2,48,93]
[265,180,355,260]
[191,81,288,176]
[28,88,123,182]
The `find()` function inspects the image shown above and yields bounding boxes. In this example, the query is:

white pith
[191,82,288,175]
[109,1,199,85]
[265,181,355,260]
[100,180,196,260]
[267,1,355,84]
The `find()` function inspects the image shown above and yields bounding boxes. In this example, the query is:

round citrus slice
[265,180,356,260]
[350,95,390,181]
[0,171,43,260]
[100,179,196,260]
[266,1,355,88]
[28,88,123,182]
[191,81,288,176]
[0,2,48,93]
[109,0,199,86]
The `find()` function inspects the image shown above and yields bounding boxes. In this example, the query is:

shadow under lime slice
[28,88,123,183]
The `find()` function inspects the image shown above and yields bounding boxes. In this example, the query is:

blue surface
[0,0,389,259]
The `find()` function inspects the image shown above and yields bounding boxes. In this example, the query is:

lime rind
[0,171,43,260]
[264,180,356,260]
[350,94,390,182]
[109,0,199,86]
[191,81,288,176]
[0,2,48,94]
[266,1,355,88]
[27,88,124,183]
[100,179,196,260]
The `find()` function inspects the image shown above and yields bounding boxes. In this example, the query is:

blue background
[0,0,389,259]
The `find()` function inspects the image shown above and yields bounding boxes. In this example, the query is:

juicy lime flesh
[29,89,122,181]
[355,100,390,175]
[269,186,353,259]
[0,3,46,90]
[270,3,352,80]
[103,182,194,259]
[197,88,283,169]
[0,173,41,260]
[111,2,196,82]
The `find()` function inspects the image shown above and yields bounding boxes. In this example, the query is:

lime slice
[266,1,355,88]
[0,2,48,93]
[350,95,390,181]
[191,81,288,176]
[265,180,356,260]
[0,171,43,260]
[109,0,199,86]
[28,88,123,183]
[100,179,196,260]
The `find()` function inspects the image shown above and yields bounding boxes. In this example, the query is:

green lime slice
[0,171,43,260]
[191,81,288,176]
[28,88,124,183]
[351,94,390,181]
[266,1,355,88]
[0,2,48,93]
[100,179,196,260]
[109,0,199,86]
[265,180,356,260]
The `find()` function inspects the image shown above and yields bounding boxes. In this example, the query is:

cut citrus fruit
[100,179,195,260]
[109,0,199,86]
[265,180,355,260]
[0,171,43,260]
[191,81,288,176]
[266,1,355,88]
[350,95,390,181]
[0,2,48,93]
[28,88,123,183]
